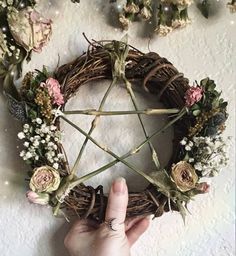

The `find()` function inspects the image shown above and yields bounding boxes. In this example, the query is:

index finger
[105,177,128,230]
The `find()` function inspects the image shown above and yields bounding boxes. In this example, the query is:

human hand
[64,177,150,256]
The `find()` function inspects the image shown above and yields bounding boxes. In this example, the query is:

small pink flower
[26,190,49,205]
[41,77,64,105]
[184,86,203,107]
[195,182,210,193]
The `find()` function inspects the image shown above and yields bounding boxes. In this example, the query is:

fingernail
[112,177,126,195]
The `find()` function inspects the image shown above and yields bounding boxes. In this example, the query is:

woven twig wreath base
[55,40,190,222]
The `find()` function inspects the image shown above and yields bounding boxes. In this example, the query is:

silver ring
[104,218,123,231]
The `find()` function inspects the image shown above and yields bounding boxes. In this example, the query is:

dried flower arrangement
[0,0,52,104]
[3,35,228,222]
[111,0,236,36]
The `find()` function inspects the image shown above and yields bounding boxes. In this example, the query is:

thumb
[104,177,128,232]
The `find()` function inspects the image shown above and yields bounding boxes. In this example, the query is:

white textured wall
[0,1,235,256]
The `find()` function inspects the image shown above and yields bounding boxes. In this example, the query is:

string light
[4,181,9,185]
[116,4,122,12]
[2,27,7,32]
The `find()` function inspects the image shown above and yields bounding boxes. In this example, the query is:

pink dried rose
[41,78,64,105]
[7,7,52,52]
[26,190,50,205]
[184,86,203,107]
[195,182,210,193]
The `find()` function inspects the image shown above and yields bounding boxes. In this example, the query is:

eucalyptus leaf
[28,108,37,120]
[183,152,189,161]
[207,82,216,92]
[191,104,200,110]
[193,109,201,116]
[0,64,7,77]
[150,170,177,192]
[42,65,50,77]
[200,77,209,87]
[3,73,20,100]
[176,200,187,223]
[186,188,205,197]
[197,0,210,18]
[212,97,219,108]
[220,102,228,108]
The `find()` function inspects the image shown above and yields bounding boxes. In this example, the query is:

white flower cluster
[18,118,64,169]
[171,0,193,6]
[119,14,131,30]
[227,2,236,13]
[172,18,191,29]
[155,25,173,36]
[180,135,229,177]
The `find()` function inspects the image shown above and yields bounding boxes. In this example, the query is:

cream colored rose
[171,161,198,192]
[7,7,52,52]
[30,166,60,193]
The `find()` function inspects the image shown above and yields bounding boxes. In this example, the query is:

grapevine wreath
[5,38,228,223]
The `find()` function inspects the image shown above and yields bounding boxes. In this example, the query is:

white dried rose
[7,7,52,52]
[30,166,60,193]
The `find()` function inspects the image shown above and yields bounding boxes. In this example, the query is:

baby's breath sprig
[180,135,229,177]
[18,118,64,169]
